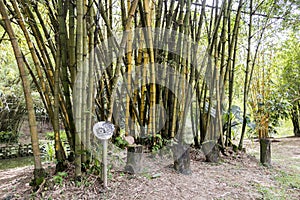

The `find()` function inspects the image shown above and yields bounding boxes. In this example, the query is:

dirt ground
[0,137,300,200]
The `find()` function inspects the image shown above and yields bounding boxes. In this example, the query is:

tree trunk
[239,0,253,150]
[202,140,220,163]
[291,104,300,137]
[54,0,67,172]
[172,143,191,175]
[125,145,143,174]
[260,138,271,166]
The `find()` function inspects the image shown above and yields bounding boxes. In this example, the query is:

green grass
[255,183,288,200]
[253,169,300,200]
[255,170,300,200]
[274,171,300,189]
[0,156,34,170]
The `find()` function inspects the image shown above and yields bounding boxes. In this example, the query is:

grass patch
[255,170,300,200]
[275,171,300,189]
[255,183,288,200]
[0,156,34,170]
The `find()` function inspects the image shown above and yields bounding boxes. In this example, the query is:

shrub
[0,131,19,143]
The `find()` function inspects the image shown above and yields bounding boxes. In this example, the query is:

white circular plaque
[93,121,115,140]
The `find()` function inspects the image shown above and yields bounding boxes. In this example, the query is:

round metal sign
[93,121,115,140]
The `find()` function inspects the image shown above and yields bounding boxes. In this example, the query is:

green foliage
[0,41,29,136]
[113,136,129,149]
[248,81,292,137]
[0,40,23,98]
[151,134,163,152]
[45,131,67,141]
[223,105,243,124]
[29,174,45,188]
[119,172,125,177]
[0,94,26,136]
[44,142,55,161]
[89,158,102,175]
[108,164,113,180]
[223,105,243,139]
[265,92,292,134]
[75,176,92,187]
[142,172,152,180]
[35,177,44,186]
[278,33,300,101]
[53,172,68,186]
[0,131,19,143]
[75,180,82,187]
[273,32,300,135]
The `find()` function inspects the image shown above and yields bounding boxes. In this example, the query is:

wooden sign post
[93,121,114,188]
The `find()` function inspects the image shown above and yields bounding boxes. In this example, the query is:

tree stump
[202,140,220,163]
[260,138,271,166]
[172,144,191,175]
[125,145,143,174]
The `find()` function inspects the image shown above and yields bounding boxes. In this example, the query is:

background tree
[277,33,300,136]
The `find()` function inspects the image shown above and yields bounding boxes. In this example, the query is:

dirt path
[0,137,299,200]
[0,166,33,199]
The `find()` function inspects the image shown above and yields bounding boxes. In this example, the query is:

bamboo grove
[0,0,290,182]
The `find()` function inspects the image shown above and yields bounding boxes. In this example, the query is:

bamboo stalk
[85,0,95,165]
[74,0,84,178]
[125,0,133,136]
[0,0,44,180]
[143,0,156,141]
[81,0,88,164]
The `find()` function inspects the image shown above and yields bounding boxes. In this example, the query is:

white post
[93,121,114,189]
[102,139,108,188]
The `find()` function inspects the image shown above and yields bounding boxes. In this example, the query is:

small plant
[42,141,55,161]
[30,192,37,199]
[120,172,125,177]
[75,180,82,187]
[108,164,113,180]
[53,172,68,186]
[142,172,152,180]
[113,136,129,149]
[89,158,102,175]
[75,176,91,187]
[148,134,163,153]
